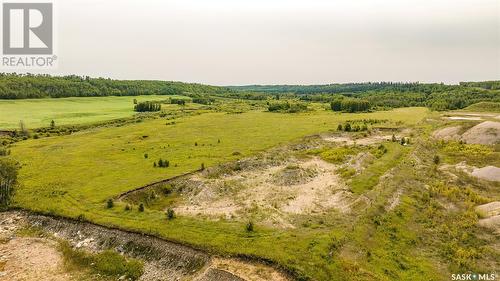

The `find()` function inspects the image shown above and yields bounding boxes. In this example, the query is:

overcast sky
[31,0,500,84]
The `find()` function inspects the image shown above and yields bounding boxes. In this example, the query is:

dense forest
[232,82,500,110]
[0,74,498,111]
[0,73,231,99]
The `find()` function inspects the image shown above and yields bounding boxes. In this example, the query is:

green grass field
[8,106,437,280]
[0,95,188,129]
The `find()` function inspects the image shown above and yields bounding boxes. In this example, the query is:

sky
[17,0,500,85]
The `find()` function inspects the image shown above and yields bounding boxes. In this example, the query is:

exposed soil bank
[0,211,291,281]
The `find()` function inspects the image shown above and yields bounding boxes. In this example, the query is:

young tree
[106,198,114,209]
[433,155,440,165]
[19,120,29,137]
[166,208,175,220]
[246,221,254,232]
[50,120,55,128]
[0,159,18,208]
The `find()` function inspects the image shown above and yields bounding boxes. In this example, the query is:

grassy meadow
[4,106,438,280]
[0,95,189,129]
[11,108,427,211]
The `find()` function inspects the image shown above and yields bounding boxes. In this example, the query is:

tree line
[0,73,232,99]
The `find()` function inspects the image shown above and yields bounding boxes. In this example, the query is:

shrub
[0,148,11,156]
[320,147,356,163]
[268,101,307,113]
[201,163,205,170]
[124,204,131,211]
[106,198,114,209]
[337,124,343,131]
[246,221,254,232]
[156,159,169,168]
[433,155,440,164]
[166,208,175,220]
[162,185,173,195]
[138,203,144,212]
[144,153,148,159]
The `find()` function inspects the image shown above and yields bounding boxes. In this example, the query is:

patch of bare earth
[174,157,354,228]
[322,134,396,146]
[0,212,71,281]
[432,126,462,141]
[0,238,71,281]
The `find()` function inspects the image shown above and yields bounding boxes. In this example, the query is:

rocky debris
[195,268,245,281]
[0,212,25,240]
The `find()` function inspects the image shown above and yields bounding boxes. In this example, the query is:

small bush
[125,204,131,211]
[144,153,148,159]
[433,155,440,164]
[246,221,254,232]
[162,185,173,195]
[138,203,144,212]
[166,208,175,220]
[106,199,114,209]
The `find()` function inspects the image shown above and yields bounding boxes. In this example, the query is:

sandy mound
[478,216,500,234]
[432,126,461,141]
[461,121,500,145]
[471,166,500,182]
[476,202,500,217]
[174,157,353,227]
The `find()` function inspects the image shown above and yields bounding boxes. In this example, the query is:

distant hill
[463,102,500,112]
[0,73,232,99]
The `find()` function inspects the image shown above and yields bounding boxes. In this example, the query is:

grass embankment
[9,107,430,280]
[349,142,408,194]
[58,241,144,280]
[0,95,189,129]
[462,102,500,112]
